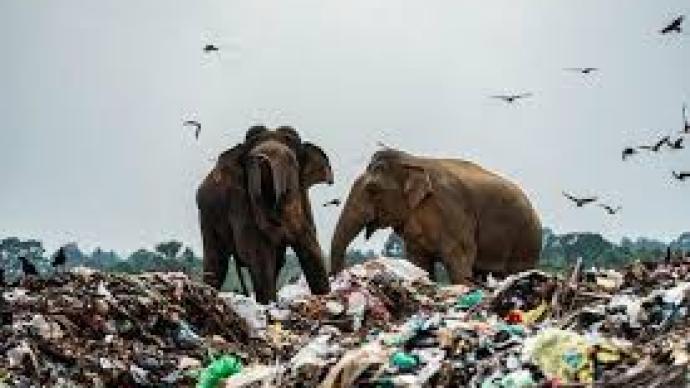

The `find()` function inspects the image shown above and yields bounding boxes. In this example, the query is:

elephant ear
[301,142,334,187]
[403,166,432,209]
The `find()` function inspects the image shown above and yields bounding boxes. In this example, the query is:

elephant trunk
[330,175,372,274]
[248,154,291,237]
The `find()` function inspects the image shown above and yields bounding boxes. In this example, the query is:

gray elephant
[330,148,542,283]
[196,125,332,303]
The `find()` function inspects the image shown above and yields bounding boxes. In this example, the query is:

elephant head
[330,149,432,273]
[244,126,333,238]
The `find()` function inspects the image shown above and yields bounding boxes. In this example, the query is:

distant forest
[1,228,689,291]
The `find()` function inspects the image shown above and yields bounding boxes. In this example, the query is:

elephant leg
[247,243,278,304]
[292,230,330,295]
[200,216,229,290]
[445,240,477,285]
[275,246,287,285]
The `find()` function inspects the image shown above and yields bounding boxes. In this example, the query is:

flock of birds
[621,103,690,178]
[182,15,688,211]
[489,15,688,216]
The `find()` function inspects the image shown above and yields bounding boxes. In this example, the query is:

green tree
[155,241,183,260]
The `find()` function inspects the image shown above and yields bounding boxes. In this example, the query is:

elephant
[196,125,332,303]
[330,148,542,283]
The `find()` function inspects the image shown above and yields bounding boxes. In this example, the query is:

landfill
[2,257,690,387]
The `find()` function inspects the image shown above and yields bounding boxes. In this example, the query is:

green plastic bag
[390,351,419,372]
[196,355,243,388]
[457,289,484,309]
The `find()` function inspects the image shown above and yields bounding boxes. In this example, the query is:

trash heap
[0,268,270,387]
[2,258,690,387]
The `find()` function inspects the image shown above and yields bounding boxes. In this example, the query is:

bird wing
[517,93,533,98]
[683,104,688,122]
[656,136,671,148]
[581,197,598,203]
[638,145,653,150]
[490,95,509,100]
[562,191,577,202]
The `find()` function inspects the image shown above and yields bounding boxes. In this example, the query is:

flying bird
[622,147,638,161]
[672,171,690,181]
[682,104,689,134]
[668,137,685,150]
[490,93,533,104]
[564,67,599,74]
[19,256,38,277]
[52,247,67,268]
[203,44,219,52]
[598,204,622,215]
[323,199,341,207]
[638,136,670,152]
[183,120,201,139]
[563,192,598,207]
[660,16,684,34]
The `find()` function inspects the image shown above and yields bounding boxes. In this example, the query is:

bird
[682,104,689,134]
[52,247,67,268]
[672,171,690,181]
[622,147,638,161]
[183,120,201,139]
[598,204,622,215]
[19,256,38,277]
[203,44,219,52]
[562,192,598,207]
[0,267,4,286]
[490,93,533,104]
[564,67,599,74]
[660,16,684,34]
[323,199,341,207]
[638,136,670,152]
[668,137,685,150]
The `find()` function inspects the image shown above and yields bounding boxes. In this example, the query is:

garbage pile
[0,268,270,387]
[2,258,690,387]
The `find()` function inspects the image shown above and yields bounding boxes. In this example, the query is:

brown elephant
[196,125,332,303]
[330,148,542,283]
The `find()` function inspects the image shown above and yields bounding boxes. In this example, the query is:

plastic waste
[347,291,367,331]
[522,300,547,324]
[390,351,419,372]
[219,292,267,334]
[174,321,203,349]
[522,328,593,383]
[196,355,242,388]
[457,289,484,309]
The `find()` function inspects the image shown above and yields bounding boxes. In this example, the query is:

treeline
[2,229,688,289]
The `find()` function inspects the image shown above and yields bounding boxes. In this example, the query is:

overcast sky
[1,1,689,256]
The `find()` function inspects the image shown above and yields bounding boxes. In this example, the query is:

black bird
[183,120,201,139]
[563,192,598,207]
[682,104,689,134]
[52,247,67,268]
[660,16,684,34]
[638,136,670,152]
[564,67,599,74]
[672,171,690,181]
[598,204,622,215]
[203,44,219,52]
[622,147,638,161]
[19,256,38,277]
[323,199,341,207]
[490,93,533,104]
[668,137,684,150]
[0,267,4,286]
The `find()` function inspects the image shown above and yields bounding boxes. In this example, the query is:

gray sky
[1,1,689,255]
